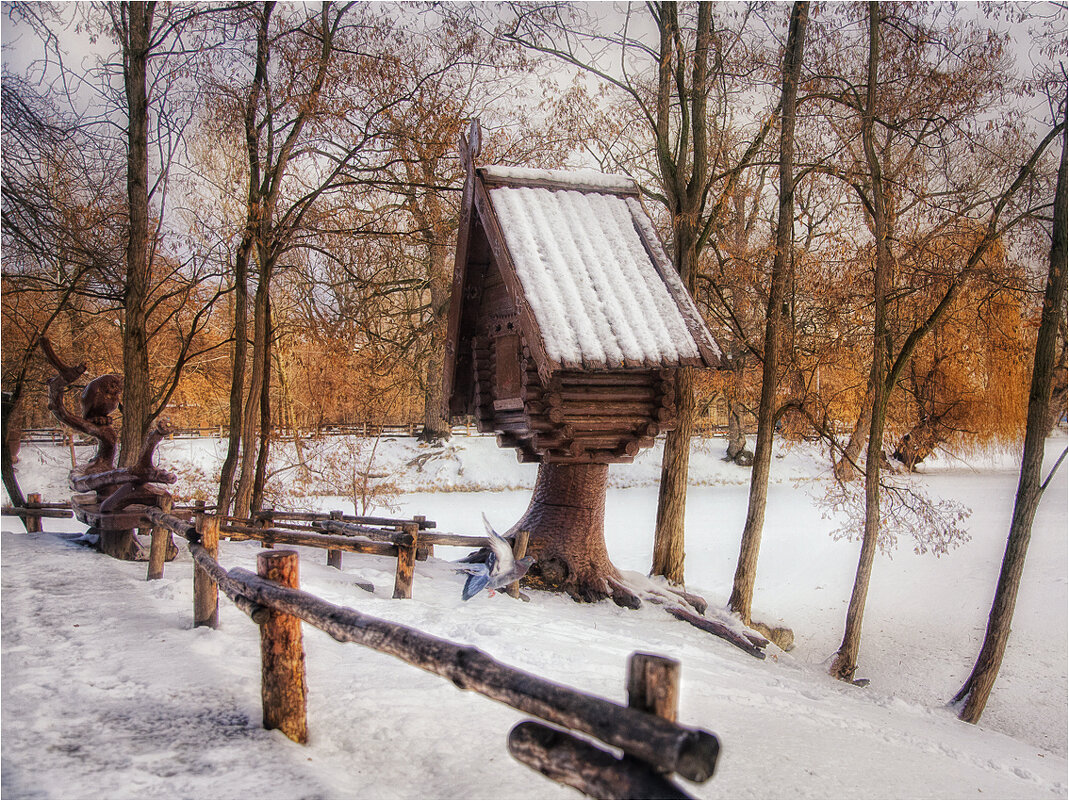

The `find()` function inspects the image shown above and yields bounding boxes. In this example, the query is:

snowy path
[2,519,1066,798]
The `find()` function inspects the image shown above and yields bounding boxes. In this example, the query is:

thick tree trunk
[118,2,155,468]
[507,462,620,602]
[891,417,941,471]
[96,527,146,561]
[651,368,696,584]
[952,123,1068,723]
[730,1,808,623]
[725,399,748,463]
[649,3,711,585]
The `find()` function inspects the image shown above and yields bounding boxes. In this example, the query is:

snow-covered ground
[3,434,1067,799]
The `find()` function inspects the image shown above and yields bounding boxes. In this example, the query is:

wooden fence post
[507,530,531,599]
[25,493,42,533]
[327,510,343,569]
[414,514,433,561]
[146,494,173,580]
[193,516,220,628]
[627,653,681,724]
[192,498,206,527]
[392,523,419,599]
[257,549,308,744]
[258,508,274,549]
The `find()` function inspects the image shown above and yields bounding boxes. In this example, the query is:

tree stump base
[96,527,149,561]
[506,462,622,603]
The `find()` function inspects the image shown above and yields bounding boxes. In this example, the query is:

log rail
[6,498,725,797]
[140,508,718,798]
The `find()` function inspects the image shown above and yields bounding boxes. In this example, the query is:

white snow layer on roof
[488,185,714,368]
[481,165,638,193]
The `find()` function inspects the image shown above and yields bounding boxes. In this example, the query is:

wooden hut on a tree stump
[443,122,720,602]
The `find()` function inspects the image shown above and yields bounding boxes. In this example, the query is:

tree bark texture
[952,124,1068,723]
[725,395,748,463]
[251,295,273,513]
[216,234,251,517]
[257,549,308,744]
[507,462,620,602]
[627,653,681,723]
[194,516,220,628]
[652,368,696,584]
[420,238,453,443]
[730,1,809,623]
[650,1,712,584]
[834,379,874,481]
[147,493,174,580]
[1,389,26,507]
[507,722,693,800]
[233,270,269,519]
[118,1,155,467]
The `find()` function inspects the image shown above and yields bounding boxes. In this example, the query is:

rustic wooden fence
[18,422,497,445]
[3,500,721,798]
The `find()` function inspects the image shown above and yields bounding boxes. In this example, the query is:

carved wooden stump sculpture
[444,122,721,602]
[40,337,178,561]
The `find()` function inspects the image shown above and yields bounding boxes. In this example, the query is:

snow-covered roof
[485,180,720,370]
[480,165,639,194]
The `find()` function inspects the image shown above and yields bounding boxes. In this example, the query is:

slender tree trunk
[234,263,270,519]
[952,123,1068,723]
[652,209,703,583]
[118,1,155,467]
[1,387,25,507]
[217,236,252,517]
[649,2,711,585]
[507,462,619,602]
[251,294,273,513]
[830,2,891,683]
[218,3,272,518]
[729,1,808,624]
[420,239,452,443]
[652,368,696,584]
[834,377,874,481]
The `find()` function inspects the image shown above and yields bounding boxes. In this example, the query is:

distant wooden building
[443,123,721,466]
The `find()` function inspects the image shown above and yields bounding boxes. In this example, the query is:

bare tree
[6,3,229,468]
[952,110,1068,724]
[214,1,368,518]
[827,3,1064,682]
[728,0,809,624]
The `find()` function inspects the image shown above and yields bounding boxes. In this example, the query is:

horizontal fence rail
[144,508,719,792]
[7,494,723,797]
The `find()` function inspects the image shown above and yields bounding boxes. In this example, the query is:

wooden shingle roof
[484,168,719,371]
[443,124,721,413]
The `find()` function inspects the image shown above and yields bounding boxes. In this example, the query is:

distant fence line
[19,421,740,446]
[18,422,496,444]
